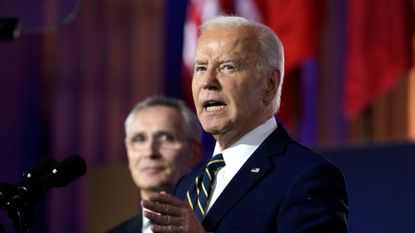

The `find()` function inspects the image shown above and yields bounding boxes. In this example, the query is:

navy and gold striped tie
[186,153,225,221]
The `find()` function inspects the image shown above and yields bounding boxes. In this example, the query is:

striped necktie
[186,153,226,221]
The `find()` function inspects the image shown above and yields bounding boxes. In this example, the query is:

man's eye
[195,65,207,73]
[222,64,235,72]
[131,134,145,143]
[157,133,175,142]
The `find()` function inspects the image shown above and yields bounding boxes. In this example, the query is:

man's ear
[264,69,280,104]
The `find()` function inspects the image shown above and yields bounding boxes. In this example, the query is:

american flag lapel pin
[250,167,260,173]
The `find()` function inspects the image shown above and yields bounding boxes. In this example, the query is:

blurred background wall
[0,0,413,232]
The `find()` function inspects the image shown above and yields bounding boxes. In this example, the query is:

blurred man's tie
[186,154,225,221]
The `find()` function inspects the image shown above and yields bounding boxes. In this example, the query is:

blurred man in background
[107,96,202,233]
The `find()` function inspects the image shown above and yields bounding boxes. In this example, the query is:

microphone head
[22,157,57,180]
[2,154,87,209]
[53,155,87,188]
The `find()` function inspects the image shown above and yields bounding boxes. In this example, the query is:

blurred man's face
[125,106,196,195]
[192,27,275,148]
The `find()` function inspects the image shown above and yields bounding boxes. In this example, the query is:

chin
[201,124,219,134]
[141,183,162,191]
[203,120,230,134]
[201,120,220,131]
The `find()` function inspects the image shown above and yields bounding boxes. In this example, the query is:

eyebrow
[131,130,176,136]
[220,59,234,64]
[129,132,143,137]
[194,60,207,65]
[194,59,235,65]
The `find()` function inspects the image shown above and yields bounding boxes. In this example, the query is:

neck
[215,114,273,149]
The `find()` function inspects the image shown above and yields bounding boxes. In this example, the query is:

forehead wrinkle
[196,40,248,66]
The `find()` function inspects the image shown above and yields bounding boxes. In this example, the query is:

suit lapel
[202,124,292,230]
[125,214,142,233]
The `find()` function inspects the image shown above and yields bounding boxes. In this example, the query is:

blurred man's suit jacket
[106,215,141,233]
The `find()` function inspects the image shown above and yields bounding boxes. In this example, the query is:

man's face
[192,27,274,148]
[125,106,197,194]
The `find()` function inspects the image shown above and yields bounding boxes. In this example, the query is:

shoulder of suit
[105,215,141,233]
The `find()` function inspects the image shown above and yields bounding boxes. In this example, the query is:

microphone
[0,17,20,41]
[43,155,86,188]
[0,155,87,209]
[0,157,56,208]
[22,157,57,181]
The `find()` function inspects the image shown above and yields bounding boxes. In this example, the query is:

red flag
[345,0,413,118]
[256,0,323,129]
[258,0,324,73]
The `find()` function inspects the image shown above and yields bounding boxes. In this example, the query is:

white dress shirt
[205,117,277,213]
[142,209,152,233]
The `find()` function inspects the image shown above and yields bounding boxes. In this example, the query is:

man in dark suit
[141,16,349,233]
[107,96,202,233]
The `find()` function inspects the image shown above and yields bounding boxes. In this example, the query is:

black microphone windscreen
[1,154,87,209]
[53,155,87,188]
[22,157,57,180]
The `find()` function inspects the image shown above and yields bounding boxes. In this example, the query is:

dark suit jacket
[175,124,349,233]
[106,214,141,233]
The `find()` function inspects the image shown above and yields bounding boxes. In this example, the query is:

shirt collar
[142,208,151,232]
[213,117,277,166]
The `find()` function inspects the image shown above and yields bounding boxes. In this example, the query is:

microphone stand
[7,207,27,233]
[6,203,37,233]
[0,220,6,233]
[0,154,87,233]
[0,187,36,233]
[0,183,37,233]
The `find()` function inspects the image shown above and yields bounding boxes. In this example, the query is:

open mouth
[203,101,226,112]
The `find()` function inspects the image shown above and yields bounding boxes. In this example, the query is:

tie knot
[207,153,225,173]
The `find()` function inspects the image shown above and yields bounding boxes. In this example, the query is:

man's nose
[201,68,220,90]
[142,139,160,158]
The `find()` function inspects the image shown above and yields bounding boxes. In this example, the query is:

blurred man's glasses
[127,132,184,151]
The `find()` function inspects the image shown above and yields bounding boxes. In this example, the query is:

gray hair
[124,96,202,142]
[200,16,285,113]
